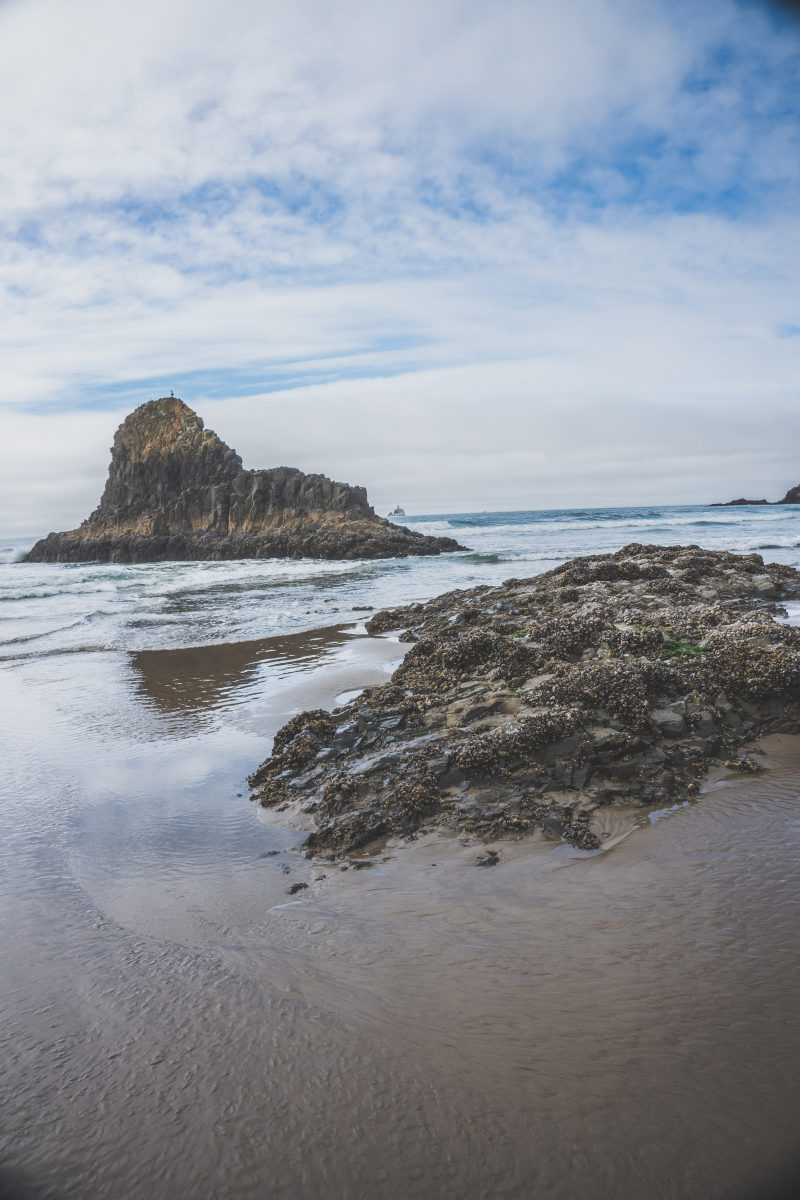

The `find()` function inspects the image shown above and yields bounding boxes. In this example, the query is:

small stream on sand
[1,616,799,1200]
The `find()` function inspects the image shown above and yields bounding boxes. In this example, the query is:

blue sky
[1,0,800,531]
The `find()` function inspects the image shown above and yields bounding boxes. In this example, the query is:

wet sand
[1,626,799,1199]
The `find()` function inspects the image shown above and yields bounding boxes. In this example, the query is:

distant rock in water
[25,397,466,563]
[711,498,770,507]
[712,483,800,506]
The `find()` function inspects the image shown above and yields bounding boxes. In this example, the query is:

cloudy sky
[2,0,799,533]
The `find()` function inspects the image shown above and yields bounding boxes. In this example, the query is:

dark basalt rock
[712,483,800,506]
[25,397,466,563]
[711,498,769,507]
[249,544,800,857]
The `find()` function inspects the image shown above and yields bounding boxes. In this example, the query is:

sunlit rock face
[25,397,465,563]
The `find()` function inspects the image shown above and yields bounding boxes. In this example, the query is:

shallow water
[2,507,800,1199]
[1,626,799,1199]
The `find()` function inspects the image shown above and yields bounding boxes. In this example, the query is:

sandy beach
[1,593,799,1199]
[2,513,800,1199]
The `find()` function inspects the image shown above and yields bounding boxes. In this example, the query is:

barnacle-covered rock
[272,709,335,755]
[249,544,800,857]
[454,709,582,772]
[393,629,542,693]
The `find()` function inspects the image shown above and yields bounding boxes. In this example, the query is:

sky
[1,0,800,533]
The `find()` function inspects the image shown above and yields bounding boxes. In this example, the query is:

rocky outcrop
[711,498,769,507]
[249,544,800,857]
[25,397,465,563]
[712,483,800,505]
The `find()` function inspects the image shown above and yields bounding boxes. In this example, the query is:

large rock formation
[25,397,465,563]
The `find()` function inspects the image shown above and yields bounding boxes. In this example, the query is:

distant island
[25,397,466,563]
[712,482,800,506]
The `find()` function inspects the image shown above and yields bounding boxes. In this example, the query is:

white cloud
[5,354,798,537]
[1,0,799,531]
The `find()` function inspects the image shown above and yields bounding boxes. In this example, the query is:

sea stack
[25,397,465,563]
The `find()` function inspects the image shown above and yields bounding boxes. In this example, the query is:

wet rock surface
[249,544,800,856]
[25,397,465,563]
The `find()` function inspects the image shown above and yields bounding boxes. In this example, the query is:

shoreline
[130,620,411,726]
[261,728,800,891]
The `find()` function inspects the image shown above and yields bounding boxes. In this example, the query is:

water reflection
[129,624,356,718]
[4,602,800,1200]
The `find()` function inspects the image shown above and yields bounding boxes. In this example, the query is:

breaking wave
[3,502,800,659]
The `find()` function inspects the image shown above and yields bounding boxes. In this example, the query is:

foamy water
[3,503,800,659]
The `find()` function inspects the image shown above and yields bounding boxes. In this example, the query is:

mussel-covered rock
[250,544,800,857]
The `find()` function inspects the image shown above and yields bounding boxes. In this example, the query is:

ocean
[1,505,799,1200]
[3,503,800,658]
